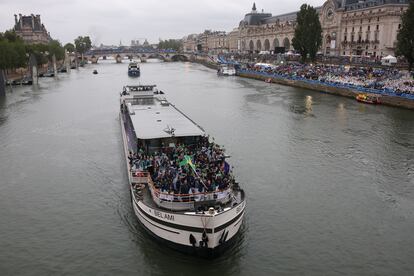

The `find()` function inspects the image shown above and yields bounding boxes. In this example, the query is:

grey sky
[0,0,323,46]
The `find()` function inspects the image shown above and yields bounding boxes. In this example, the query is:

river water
[0,60,413,275]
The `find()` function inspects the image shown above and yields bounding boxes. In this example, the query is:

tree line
[157,39,182,51]
[0,31,92,72]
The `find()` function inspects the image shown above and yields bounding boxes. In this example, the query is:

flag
[223,161,230,175]
[179,155,196,170]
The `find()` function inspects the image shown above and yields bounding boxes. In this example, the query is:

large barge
[119,85,246,257]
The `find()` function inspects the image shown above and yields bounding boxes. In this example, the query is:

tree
[48,40,65,61]
[396,1,414,72]
[0,30,27,94]
[292,4,322,62]
[74,36,92,55]
[158,39,182,51]
[0,31,26,69]
[64,42,75,53]
[25,43,48,66]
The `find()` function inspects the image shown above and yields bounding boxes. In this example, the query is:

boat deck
[136,183,244,215]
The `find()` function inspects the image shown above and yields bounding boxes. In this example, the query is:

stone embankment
[237,70,414,110]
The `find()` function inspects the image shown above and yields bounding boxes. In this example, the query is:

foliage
[48,40,65,61]
[64,43,75,53]
[25,43,49,66]
[292,4,322,62]
[74,36,92,54]
[0,30,27,70]
[158,39,182,51]
[396,1,414,71]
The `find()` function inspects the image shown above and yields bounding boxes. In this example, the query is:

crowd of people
[247,63,414,95]
[128,136,235,198]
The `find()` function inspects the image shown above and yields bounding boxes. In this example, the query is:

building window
[398,24,401,30]
[368,25,370,31]
[376,25,379,30]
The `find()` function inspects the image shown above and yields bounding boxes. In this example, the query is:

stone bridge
[84,49,191,63]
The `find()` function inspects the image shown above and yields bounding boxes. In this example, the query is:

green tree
[74,36,92,55]
[396,1,414,71]
[292,4,322,62]
[0,30,27,93]
[48,40,65,61]
[25,43,48,66]
[64,42,75,53]
[158,39,182,51]
[0,31,26,69]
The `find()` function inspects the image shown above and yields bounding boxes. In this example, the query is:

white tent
[381,55,397,66]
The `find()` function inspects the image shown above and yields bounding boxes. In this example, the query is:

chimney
[14,14,18,25]
[31,14,35,29]
[19,14,23,28]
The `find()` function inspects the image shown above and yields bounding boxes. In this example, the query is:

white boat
[119,85,246,257]
[217,64,236,76]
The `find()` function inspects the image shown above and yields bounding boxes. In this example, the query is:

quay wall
[189,55,219,70]
[237,70,414,110]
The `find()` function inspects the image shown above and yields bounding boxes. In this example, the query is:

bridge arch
[147,53,166,61]
[171,54,189,62]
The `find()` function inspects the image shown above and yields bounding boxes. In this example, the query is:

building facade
[236,0,409,58]
[13,14,51,44]
[183,30,230,54]
[183,0,409,58]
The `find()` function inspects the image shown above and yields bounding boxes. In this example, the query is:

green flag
[179,155,195,170]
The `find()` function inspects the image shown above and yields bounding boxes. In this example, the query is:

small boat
[128,62,140,77]
[356,94,380,104]
[21,76,33,85]
[120,85,246,257]
[217,64,236,76]
[265,78,272,83]
[43,70,55,77]
[93,69,98,75]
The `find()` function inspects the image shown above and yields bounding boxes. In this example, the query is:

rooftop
[123,89,205,140]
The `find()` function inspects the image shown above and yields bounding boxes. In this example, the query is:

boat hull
[131,192,245,258]
[128,70,140,77]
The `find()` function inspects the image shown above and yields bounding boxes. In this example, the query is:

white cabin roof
[127,96,205,140]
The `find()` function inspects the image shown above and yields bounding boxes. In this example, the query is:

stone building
[13,14,51,44]
[182,30,229,54]
[182,34,198,52]
[235,0,409,58]
[184,1,409,58]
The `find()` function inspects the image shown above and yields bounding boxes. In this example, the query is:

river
[0,60,413,275]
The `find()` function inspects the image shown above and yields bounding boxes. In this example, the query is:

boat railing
[130,170,231,204]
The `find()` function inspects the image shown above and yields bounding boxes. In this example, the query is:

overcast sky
[0,0,323,46]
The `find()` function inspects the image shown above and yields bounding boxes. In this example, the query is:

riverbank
[189,55,219,70]
[237,69,414,110]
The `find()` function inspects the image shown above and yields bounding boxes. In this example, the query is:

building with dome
[233,0,409,58]
[184,1,410,58]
